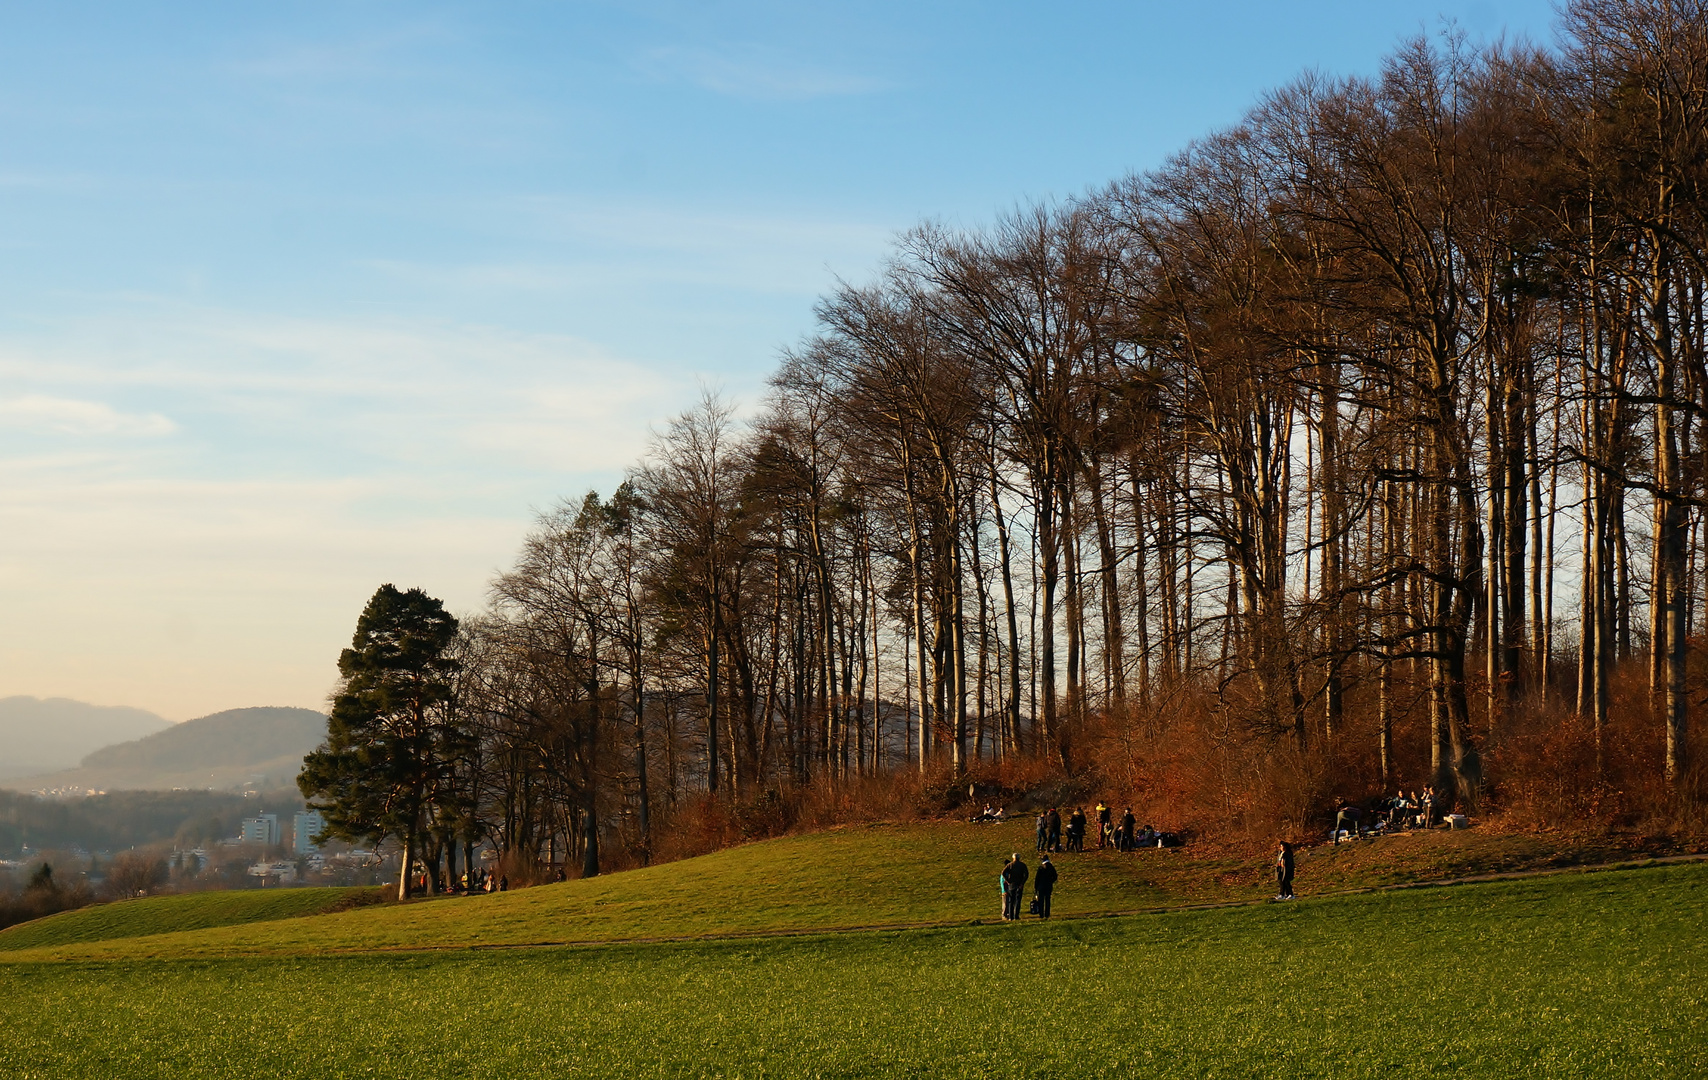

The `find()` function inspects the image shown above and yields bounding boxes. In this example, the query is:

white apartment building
[240,813,280,847]
[293,809,326,854]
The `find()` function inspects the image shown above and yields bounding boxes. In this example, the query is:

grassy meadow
[0,819,1666,962]
[0,885,386,953]
[8,861,1706,1079]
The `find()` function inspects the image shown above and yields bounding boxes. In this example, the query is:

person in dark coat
[1068,807,1086,852]
[1047,808,1063,852]
[1096,802,1112,848]
[1001,852,1029,920]
[1035,813,1049,853]
[1033,854,1058,918]
[1119,808,1137,852]
[1275,841,1295,900]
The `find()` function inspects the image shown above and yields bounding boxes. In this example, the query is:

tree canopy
[299,584,463,900]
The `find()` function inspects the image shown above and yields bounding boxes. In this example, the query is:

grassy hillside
[0,818,1681,963]
[5,862,1705,1078]
[0,887,384,953]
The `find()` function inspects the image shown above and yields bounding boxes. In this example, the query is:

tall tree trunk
[989,456,1025,754]
[581,802,599,879]
[397,825,415,902]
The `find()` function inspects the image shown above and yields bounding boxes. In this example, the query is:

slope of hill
[0,820,1682,963]
[10,706,327,793]
[0,697,170,781]
[0,887,385,953]
[6,862,1704,1078]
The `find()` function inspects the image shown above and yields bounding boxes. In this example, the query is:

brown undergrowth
[616,656,1707,877]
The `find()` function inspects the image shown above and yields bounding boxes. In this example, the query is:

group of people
[1333,787,1442,842]
[409,869,508,896]
[1022,804,1171,854]
[1385,787,1439,830]
[985,799,1182,921]
[1032,807,1081,852]
[998,851,1058,920]
[990,792,1439,912]
[986,803,1308,914]
[1093,803,1168,851]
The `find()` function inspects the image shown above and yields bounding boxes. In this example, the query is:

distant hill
[0,697,171,780]
[8,706,327,793]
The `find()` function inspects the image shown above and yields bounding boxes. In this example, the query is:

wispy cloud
[633,43,889,101]
[0,299,691,719]
[363,199,894,300]
[0,304,674,472]
[0,393,175,437]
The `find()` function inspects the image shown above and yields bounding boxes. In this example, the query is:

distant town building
[247,861,296,885]
[292,809,326,854]
[240,813,280,847]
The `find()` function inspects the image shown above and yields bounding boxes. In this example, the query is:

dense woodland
[303,1,1708,892]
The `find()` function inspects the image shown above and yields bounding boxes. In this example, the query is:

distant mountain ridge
[0,697,171,780]
[7,706,328,793]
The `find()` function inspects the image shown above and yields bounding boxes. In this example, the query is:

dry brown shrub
[104,850,170,899]
[621,652,1708,872]
[1486,661,1708,836]
[1074,686,1344,849]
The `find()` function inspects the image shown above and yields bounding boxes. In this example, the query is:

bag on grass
[1028,897,1041,915]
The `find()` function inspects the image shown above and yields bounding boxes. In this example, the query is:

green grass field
[0,885,386,952]
[6,824,1704,1077]
[0,820,1663,962]
[9,862,1706,1078]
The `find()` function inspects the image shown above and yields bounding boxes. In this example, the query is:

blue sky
[0,1,1561,721]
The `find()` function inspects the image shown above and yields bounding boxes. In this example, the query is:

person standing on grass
[1097,802,1112,848]
[1033,854,1058,918]
[1035,812,1049,853]
[999,857,1012,920]
[1120,808,1136,852]
[1002,852,1029,920]
[1275,841,1295,900]
[1047,807,1063,852]
[1069,807,1086,852]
